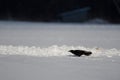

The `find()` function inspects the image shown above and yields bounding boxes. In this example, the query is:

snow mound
[0,45,120,57]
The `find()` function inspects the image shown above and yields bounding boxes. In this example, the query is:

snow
[0,21,120,80]
[0,55,120,80]
[0,45,120,57]
[0,21,120,49]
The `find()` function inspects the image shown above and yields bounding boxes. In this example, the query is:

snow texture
[0,21,120,80]
[0,45,120,57]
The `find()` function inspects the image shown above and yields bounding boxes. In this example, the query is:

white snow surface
[0,21,120,80]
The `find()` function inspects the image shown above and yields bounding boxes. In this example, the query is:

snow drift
[0,45,120,57]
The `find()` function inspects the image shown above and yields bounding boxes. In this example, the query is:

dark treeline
[0,0,120,23]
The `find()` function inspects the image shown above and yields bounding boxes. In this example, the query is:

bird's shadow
[68,55,81,57]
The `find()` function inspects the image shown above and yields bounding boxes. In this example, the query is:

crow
[69,50,92,57]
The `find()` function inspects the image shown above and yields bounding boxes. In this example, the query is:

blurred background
[0,0,120,23]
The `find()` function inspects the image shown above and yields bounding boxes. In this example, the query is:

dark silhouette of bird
[69,50,92,57]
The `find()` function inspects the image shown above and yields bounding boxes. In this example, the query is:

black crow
[69,50,92,57]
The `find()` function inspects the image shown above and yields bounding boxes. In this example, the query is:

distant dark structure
[57,7,91,22]
[69,50,92,57]
[0,0,120,23]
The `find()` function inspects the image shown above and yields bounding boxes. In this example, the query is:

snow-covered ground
[0,21,120,80]
[0,55,120,80]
